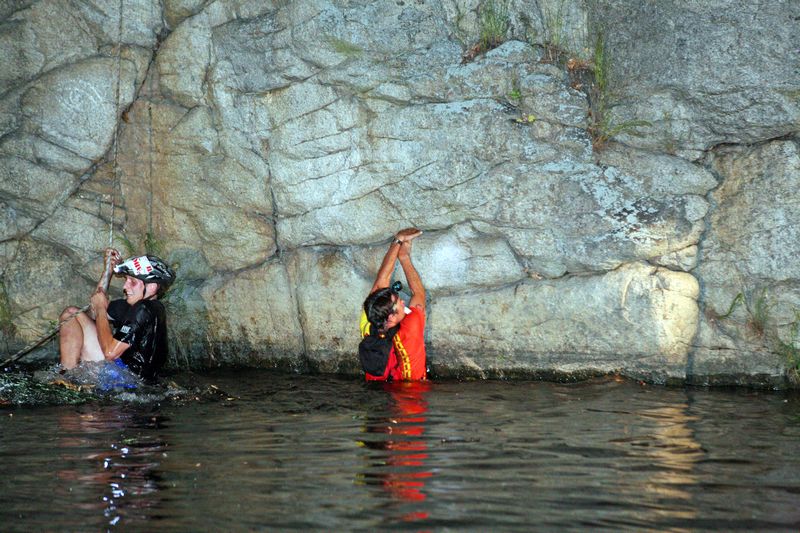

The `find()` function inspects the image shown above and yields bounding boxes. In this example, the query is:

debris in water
[0,363,234,406]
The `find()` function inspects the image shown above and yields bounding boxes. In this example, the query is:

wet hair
[363,287,396,333]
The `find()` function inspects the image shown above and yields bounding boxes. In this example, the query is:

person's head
[122,275,160,304]
[115,255,175,303]
[363,282,406,333]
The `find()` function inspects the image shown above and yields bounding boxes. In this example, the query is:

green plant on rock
[144,231,164,256]
[589,115,652,149]
[716,292,744,319]
[717,288,771,336]
[479,0,509,52]
[749,288,771,337]
[592,30,609,94]
[120,231,164,257]
[539,0,568,63]
[776,310,800,374]
[719,291,800,376]
[586,32,650,150]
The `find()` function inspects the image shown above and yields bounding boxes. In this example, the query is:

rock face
[589,1,800,158]
[692,141,800,387]
[1,0,798,387]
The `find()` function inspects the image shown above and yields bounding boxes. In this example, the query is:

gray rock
[164,0,207,28]
[287,247,370,372]
[491,152,710,276]
[695,140,800,367]
[157,17,212,108]
[590,0,800,153]
[0,154,77,222]
[689,316,786,387]
[428,262,700,381]
[396,224,526,292]
[350,224,526,293]
[652,245,698,273]
[112,98,276,273]
[1,0,99,94]
[4,239,93,344]
[31,205,111,258]
[20,57,140,161]
[199,260,305,366]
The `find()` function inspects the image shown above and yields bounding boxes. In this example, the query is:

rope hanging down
[2,1,125,369]
[109,0,124,248]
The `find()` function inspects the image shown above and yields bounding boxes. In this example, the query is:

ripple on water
[1,370,799,531]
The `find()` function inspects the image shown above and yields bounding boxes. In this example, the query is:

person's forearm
[372,240,402,291]
[398,253,425,302]
[97,248,119,293]
[94,312,120,360]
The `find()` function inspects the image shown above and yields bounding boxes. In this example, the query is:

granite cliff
[2,0,798,386]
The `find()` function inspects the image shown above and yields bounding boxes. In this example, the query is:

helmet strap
[142,282,158,300]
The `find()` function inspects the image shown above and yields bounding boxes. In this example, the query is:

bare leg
[58,307,104,369]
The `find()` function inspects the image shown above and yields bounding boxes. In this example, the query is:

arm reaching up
[398,239,425,309]
[368,227,422,295]
[359,228,427,381]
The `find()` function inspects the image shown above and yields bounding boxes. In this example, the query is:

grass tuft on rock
[479,0,509,51]
[586,32,651,150]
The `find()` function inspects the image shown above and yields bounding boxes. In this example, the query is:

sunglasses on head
[388,281,404,314]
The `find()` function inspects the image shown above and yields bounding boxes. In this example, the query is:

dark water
[1,370,799,531]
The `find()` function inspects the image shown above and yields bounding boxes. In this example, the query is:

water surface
[1,371,799,531]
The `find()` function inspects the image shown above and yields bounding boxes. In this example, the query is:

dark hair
[363,287,396,333]
[155,283,170,299]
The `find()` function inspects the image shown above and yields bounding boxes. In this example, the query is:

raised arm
[398,240,425,309]
[368,228,422,295]
[97,248,121,293]
[369,240,401,295]
[92,248,128,360]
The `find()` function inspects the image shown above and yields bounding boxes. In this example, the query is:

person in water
[359,228,427,381]
[58,248,175,381]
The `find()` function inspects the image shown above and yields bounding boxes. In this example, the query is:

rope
[109,0,125,247]
[2,2,126,369]
[1,305,90,368]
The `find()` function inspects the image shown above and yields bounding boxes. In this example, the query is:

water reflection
[3,373,799,531]
[638,402,702,523]
[55,406,168,528]
[358,381,433,523]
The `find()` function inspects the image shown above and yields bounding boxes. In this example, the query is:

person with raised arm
[58,248,175,382]
[359,228,427,381]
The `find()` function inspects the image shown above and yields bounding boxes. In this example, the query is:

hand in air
[104,248,122,268]
[394,227,422,243]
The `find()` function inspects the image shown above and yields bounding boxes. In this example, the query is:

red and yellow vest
[360,305,426,381]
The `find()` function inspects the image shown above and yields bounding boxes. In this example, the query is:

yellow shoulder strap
[359,310,370,338]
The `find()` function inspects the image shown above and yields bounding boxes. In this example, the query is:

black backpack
[358,325,399,377]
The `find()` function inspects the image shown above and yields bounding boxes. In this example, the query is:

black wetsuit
[107,299,168,381]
